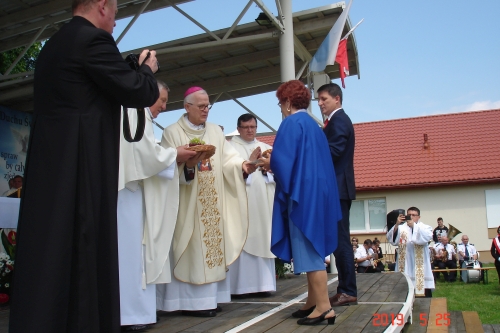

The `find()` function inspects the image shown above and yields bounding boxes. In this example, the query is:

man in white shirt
[433,236,457,282]
[354,239,377,273]
[457,234,483,281]
[457,235,477,266]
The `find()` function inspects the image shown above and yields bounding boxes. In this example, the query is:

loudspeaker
[387,209,405,231]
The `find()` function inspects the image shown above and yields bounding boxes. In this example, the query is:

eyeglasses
[187,102,212,111]
[239,126,257,130]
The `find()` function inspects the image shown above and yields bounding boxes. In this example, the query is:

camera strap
[122,106,146,142]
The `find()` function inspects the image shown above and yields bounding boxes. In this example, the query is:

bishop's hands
[184,151,208,168]
[176,146,198,164]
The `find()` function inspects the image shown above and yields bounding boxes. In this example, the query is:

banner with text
[0,106,32,195]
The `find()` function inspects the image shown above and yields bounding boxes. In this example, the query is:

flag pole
[340,18,364,41]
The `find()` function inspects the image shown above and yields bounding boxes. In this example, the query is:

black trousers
[334,200,357,296]
[434,260,457,281]
[357,265,377,273]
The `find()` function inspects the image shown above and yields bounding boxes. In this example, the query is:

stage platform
[152,272,414,332]
[1,272,489,332]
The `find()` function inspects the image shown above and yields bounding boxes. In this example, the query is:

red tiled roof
[354,109,500,190]
[256,135,276,146]
[255,109,500,190]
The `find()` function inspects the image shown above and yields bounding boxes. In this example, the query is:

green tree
[0,42,42,75]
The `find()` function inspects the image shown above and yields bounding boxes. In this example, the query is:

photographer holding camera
[387,207,434,297]
[10,0,160,331]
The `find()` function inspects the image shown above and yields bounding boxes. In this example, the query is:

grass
[432,263,500,324]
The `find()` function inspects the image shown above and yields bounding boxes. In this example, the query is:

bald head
[461,235,469,245]
[441,236,449,245]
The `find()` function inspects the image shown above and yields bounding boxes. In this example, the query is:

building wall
[355,183,500,263]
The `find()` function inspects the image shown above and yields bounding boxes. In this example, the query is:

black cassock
[9,16,159,333]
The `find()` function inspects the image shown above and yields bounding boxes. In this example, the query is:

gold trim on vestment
[414,244,425,296]
[197,162,224,269]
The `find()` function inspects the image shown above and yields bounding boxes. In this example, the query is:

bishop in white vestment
[387,207,435,297]
[156,87,257,316]
[228,114,276,295]
[118,82,196,326]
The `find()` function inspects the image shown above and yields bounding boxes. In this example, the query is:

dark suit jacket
[323,109,356,200]
[11,16,158,333]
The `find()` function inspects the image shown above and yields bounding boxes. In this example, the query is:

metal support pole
[4,25,47,76]
[116,0,151,45]
[279,0,294,83]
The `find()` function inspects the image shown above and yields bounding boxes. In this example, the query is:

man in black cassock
[9,0,160,331]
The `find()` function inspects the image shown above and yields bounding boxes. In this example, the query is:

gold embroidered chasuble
[161,116,248,284]
[229,136,275,258]
[387,221,435,296]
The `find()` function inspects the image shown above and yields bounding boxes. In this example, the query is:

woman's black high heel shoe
[296,308,336,326]
[291,305,315,318]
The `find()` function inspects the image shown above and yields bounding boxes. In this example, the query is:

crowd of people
[4,0,499,332]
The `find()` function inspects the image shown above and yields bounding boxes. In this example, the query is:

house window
[485,189,500,228]
[350,198,387,231]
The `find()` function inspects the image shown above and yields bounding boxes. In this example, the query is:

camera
[395,209,412,221]
[387,209,411,231]
[125,52,160,72]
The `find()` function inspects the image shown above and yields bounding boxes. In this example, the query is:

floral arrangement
[0,229,16,305]
[274,258,293,279]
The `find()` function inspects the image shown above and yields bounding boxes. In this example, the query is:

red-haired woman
[491,226,500,284]
[259,80,341,325]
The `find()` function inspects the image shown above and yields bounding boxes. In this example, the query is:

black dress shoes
[297,308,336,326]
[181,309,217,317]
[121,324,149,332]
[329,293,358,306]
[291,305,315,318]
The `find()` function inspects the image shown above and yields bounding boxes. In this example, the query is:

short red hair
[276,80,311,110]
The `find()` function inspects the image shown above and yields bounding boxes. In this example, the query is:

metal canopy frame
[0,1,360,131]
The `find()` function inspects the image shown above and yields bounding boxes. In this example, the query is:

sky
[112,0,500,139]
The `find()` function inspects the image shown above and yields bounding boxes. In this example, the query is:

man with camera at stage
[387,207,434,297]
[433,236,457,282]
[10,0,160,330]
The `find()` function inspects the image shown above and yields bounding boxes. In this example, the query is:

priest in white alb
[156,87,258,318]
[118,80,196,331]
[228,113,276,296]
[387,206,435,297]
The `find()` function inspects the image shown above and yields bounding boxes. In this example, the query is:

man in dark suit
[9,0,159,332]
[318,83,358,307]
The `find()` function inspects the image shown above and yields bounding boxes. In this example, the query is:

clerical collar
[326,108,342,121]
[183,114,205,130]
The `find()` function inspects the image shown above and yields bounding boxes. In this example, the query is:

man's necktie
[324,119,329,127]
[465,245,469,257]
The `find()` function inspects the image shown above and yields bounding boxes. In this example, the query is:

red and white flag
[309,0,353,73]
[335,38,349,88]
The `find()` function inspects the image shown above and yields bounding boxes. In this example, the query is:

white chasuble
[387,221,435,295]
[161,115,248,284]
[119,107,178,285]
[229,136,275,258]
